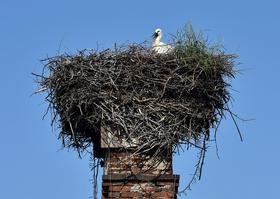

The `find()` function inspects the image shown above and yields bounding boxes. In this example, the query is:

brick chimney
[95,128,180,199]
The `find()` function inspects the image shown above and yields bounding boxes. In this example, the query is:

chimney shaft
[102,151,179,199]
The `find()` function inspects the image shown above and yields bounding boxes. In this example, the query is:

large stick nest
[37,40,236,155]
[36,26,238,194]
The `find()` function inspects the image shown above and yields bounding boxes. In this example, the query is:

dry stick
[93,158,99,199]
[198,136,207,180]
[178,141,207,195]
[214,117,222,160]
[68,120,81,157]
[226,104,243,142]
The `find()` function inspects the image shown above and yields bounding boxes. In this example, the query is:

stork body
[152,28,173,54]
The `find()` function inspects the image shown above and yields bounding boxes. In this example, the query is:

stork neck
[153,35,162,45]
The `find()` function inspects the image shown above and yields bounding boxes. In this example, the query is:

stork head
[153,28,162,40]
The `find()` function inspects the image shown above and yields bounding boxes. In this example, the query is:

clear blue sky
[0,0,279,198]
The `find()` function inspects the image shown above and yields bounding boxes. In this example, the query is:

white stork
[152,28,173,54]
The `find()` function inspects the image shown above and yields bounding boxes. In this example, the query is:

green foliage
[174,24,225,71]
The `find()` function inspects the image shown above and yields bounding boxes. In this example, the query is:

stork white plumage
[152,28,173,54]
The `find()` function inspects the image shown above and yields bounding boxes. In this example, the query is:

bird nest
[37,46,235,149]
[35,26,237,193]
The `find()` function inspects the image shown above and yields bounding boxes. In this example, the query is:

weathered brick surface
[102,151,179,199]
[102,177,179,199]
[104,152,173,176]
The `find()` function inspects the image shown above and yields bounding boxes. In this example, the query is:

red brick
[121,192,140,197]
[102,151,179,199]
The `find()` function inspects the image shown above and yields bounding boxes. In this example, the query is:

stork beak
[152,32,159,39]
